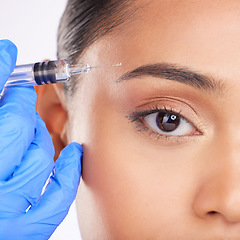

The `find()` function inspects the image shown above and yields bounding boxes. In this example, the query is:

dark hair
[57,0,133,96]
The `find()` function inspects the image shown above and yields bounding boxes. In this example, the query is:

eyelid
[135,97,201,124]
[136,97,198,114]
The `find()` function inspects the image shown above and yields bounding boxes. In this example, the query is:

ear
[35,84,68,160]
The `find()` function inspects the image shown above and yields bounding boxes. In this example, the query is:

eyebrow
[117,63,224,93]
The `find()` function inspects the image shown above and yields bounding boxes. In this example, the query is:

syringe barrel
[7,63,36,86]
[6,59,70,87]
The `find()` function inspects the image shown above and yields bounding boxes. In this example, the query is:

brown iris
[156,111,180,132]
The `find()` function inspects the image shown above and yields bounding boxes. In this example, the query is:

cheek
[71,94,206,237]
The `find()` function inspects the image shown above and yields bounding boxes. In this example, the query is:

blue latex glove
[0,39,82,240]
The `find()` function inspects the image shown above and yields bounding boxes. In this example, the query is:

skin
[37,0,240,239]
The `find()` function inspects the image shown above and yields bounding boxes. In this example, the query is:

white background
[0,1,82,239]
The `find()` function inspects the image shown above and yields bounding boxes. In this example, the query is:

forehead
[83,0,240,87]
[128,0,240,62]
[134,0,240,25]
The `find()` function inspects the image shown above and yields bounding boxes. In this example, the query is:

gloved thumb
[0,39,17,91]
[23,142,82,239]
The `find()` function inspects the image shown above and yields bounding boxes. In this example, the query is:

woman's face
[66,0,240,238]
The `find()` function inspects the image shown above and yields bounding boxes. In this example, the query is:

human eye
[144,109,195,136]
[129,105,201,141]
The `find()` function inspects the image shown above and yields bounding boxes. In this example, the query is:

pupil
[156,112,180,132]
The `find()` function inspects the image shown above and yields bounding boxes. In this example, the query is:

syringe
[6,59,121,87]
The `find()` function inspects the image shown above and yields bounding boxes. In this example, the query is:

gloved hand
[0,39,82,240]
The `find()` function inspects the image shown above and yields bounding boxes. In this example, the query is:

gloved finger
[0,40,37,181]
[0,39,17,91]
[22,142,82,239]
[0,86,37,181]
[0,114,55,215]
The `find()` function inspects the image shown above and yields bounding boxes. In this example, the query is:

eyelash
[128,105,200,142]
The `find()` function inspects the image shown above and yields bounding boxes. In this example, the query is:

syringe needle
[90,63,122,69]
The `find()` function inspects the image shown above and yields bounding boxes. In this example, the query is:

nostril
[208,211,218,215]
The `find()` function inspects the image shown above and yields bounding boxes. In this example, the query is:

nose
[192,140,240,224]
[193,172,240,223]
